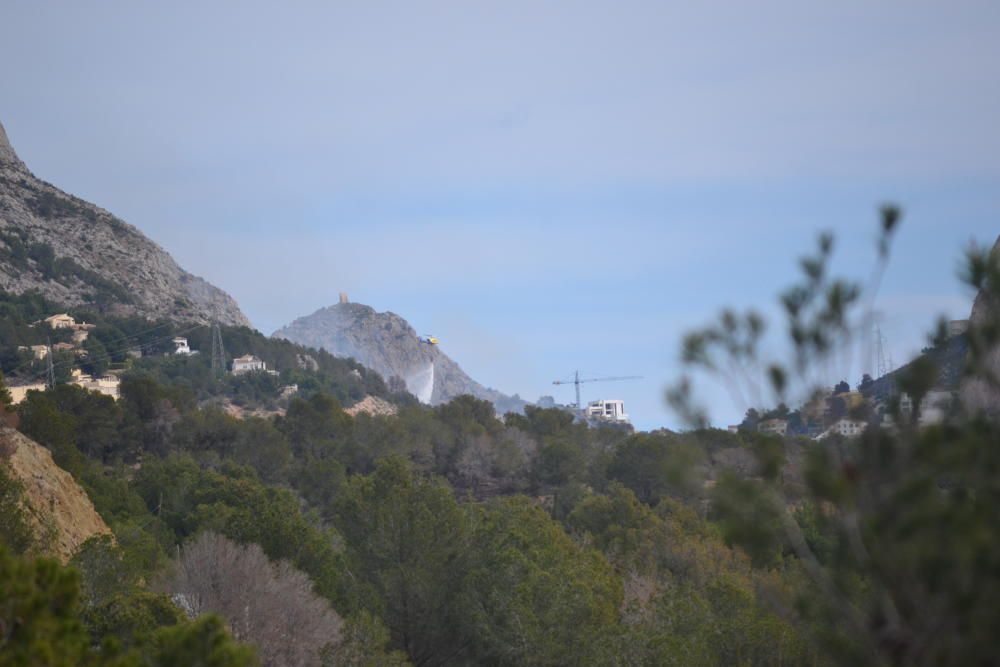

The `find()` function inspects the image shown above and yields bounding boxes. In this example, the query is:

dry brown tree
[163,531,343,667]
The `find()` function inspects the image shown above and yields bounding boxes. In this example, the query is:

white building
[898,390,953,427]
[758,418,789,436]
[232,354,266,375]
[816,418,867,440]
[172,337,192,355]
[585,399,630,423]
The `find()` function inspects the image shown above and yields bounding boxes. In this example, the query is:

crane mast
[552,371,643,409]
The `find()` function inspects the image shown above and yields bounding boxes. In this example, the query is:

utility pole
[45,337,55,389]
[211,324,226,377]
[875,325,893,379]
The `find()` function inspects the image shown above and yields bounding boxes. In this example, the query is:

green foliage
[709,471,788,568]
[0,370,11,409]
[17,388,85,475]
[85,590,187,653]
[324,611,411,666]
[0,463,36,555]
[333,458,470,664]
[133,454,346,605]
[20,383,121,462]
[465,496,622,666]
[0,548,94,666]
[568,485,815,666]
[144,614,257,667]
[82,336,110,377]
[606,432,703,504]
[670,211,1000,664]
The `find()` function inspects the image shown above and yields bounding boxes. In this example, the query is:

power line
[13,318,175,376]
[45,337,55,390]
[211,323,226,377]
[16,323,206,385]
[875,325,894,379]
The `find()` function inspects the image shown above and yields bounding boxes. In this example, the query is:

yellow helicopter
[419,334,439,345]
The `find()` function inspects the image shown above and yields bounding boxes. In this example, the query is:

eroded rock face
[0,121,250,326]
[1,425,110,562]
[273,302,527,413]
[344,395,399,417]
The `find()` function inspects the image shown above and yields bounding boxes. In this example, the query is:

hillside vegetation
[0,216,996,666]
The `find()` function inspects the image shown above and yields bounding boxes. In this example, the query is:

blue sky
[2,1,999,429]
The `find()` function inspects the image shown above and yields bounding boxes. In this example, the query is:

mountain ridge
[0,120,250,327]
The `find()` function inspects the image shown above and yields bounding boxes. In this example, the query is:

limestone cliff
[0,121,250,326]
[273,302,528,413]
[1,425,110,562]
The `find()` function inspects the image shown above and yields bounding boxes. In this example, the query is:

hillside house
[816,418,867,440]
[758,418,789,436]
[232,354,266,375]
[71,369,121,400]
[44,313,76,329]
[898,390,954,427]
[172,337,192,355]
[8,382,47,405]
[17,345,49,360]
[585,399,630,423]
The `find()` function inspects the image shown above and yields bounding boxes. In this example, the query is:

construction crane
[552,371,643,409]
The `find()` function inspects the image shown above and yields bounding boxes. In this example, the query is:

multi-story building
[816,418,867,440]
[232,354,266,375]
[585,399,630,423]
[758,418,789,436]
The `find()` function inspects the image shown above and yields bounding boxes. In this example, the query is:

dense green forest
[1,220,998,665]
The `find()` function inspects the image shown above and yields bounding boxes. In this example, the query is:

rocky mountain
[273,302,528,413]
[0,121,250,326]
[960,236,1000,417]
[860,236,999,417]
[1,425,110,562]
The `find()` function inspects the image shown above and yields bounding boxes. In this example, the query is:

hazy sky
[2,1,999,428]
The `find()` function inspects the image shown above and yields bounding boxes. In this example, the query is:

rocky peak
[970,236,1000,326]
[961,236,1000,417]
[0,121,25,169]
[0,120,250,327]
[273,302,527,413]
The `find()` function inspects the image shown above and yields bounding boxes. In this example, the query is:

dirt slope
[1,425,110,562]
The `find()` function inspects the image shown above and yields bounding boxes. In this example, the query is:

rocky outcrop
[960,236,1000,417]
[1,425,110,562]
[273,302,528,413]
[345,395,398,417]
[0,121,250,327]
